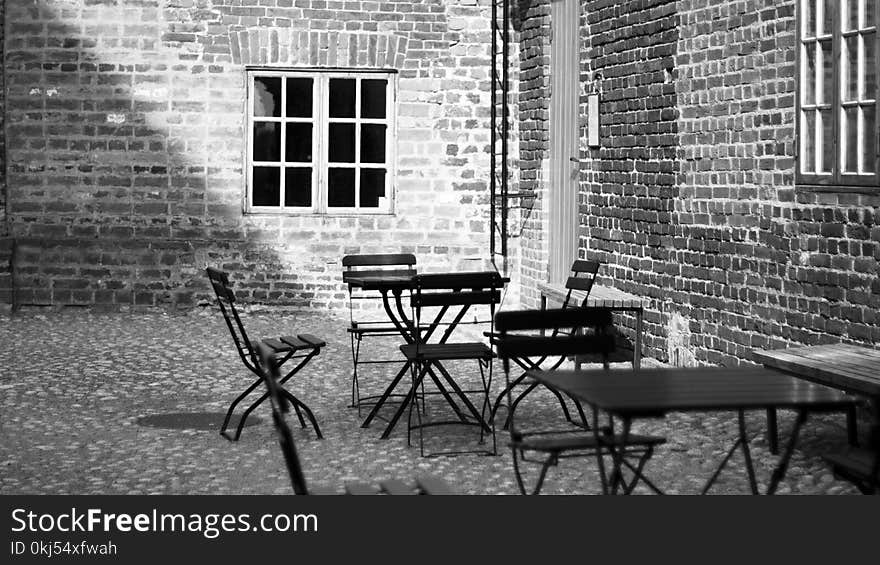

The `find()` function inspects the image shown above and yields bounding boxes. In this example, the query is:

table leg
[846,404,859,447]
[361,362,411,430]
[737,410,760,495]
[766,408,779,455]
[766,410,808,495]
[634,309,643,370]
[591,409,610,495]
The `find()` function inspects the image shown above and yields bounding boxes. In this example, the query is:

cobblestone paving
[0,308,862,495]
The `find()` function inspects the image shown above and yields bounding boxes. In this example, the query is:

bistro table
[526,365,857,494]
[753,343,880,453]
[539,282,650,369]
[351,270,508,439]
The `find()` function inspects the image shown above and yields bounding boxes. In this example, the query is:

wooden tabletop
[538,282,650,309]
[753,343,880,397]
[526,366,856,418]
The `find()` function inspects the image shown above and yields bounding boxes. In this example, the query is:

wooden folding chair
[207,267,325,441]
[256,343,454,495]
[341,253,417,415]
[495,307,665,495]
[490,259,601,429]
[398,271,504,457]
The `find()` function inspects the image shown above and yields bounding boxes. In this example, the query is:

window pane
[820,108,833,172]
[328,123,355,163]
[804,43,816,104]
[329,78,356,118]
[285,123,313,162]
[844,0,859,31]
[803,110,816,173]
[865,32,877,99]
[360,169,386,208]
[821,0,833,35]
[328,168,355,207]
[844,106,859,172]
[867,0,876,29]
[285,168,312,207]
[805,0,817,36]
[252,167,280,206]
[361,79,387,118]
[286,78,313,118]
[863,104,876,173]
[819,39,833,104]
[254,77,281,117]
[253,122,280,162]
[361,125,387,163]
[843,35,859,101]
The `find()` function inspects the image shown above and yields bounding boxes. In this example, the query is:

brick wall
[4,0,503,310]
[516,0,551,308]
[518,0,880,366]
[674,0,879,364]
[0,0,10,309]
[1,0,7,236]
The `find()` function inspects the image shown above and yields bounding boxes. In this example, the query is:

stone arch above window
[229,29,408,69]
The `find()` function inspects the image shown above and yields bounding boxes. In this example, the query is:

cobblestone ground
[0,308,862,495]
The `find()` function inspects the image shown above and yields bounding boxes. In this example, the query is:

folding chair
[398,271,504,457]
[490,259,601,429]
[494,307,666,495]
[206,267,325,441]
[256,342,454,495]
[342,253,417,415]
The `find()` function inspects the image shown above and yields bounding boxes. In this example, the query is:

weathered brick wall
[519,0,880,366]
[517,0,678,360]
[516,0,550,307]
[674,0,879,364]
[1,0,7,237]
[580,0,679,361]
[4,0,503,310]
[0,0,10,309]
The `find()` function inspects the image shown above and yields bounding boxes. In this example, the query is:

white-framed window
[246,69,396,213]
[798,0,879,188]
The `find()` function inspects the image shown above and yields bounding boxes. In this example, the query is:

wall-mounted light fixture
[587,72,603,148]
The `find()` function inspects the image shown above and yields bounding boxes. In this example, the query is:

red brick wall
[1,0,6,237]
[4,0,501,310]
[0,0,10,308]
[519,0,880,366]
[674,0,879,364]
[516,0,551,307]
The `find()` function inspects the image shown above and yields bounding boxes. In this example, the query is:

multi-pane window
[247,70,395,213]
[799,0,879,186]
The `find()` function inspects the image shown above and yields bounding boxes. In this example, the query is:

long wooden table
[527,365,857,494]
[538,282,649,368]
[753,343,880,452]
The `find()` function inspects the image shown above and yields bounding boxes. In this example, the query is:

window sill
[795,184,879,195]
[245,210,396,217]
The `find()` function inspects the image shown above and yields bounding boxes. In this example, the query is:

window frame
[796,0,879,190]
[245,68,397,215]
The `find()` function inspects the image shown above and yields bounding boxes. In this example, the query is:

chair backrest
[257,342,309,495]
[411,271,504,344]
[495,306,616,368]
[206,267,257,369]
[341,253,417,284]
[494,306,617,437]
[561,260,601,309]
